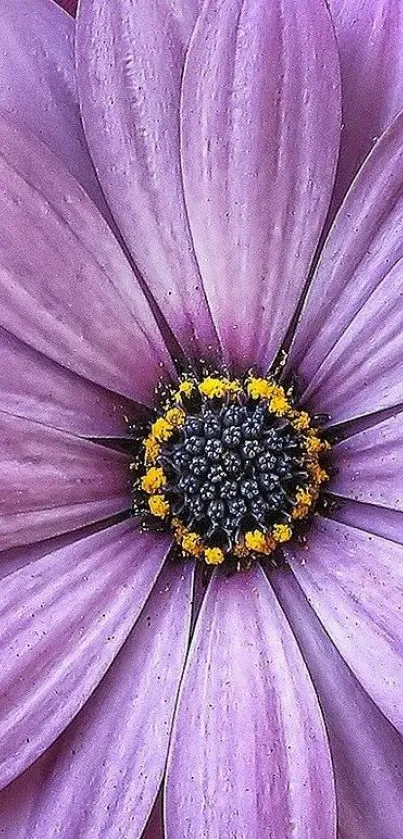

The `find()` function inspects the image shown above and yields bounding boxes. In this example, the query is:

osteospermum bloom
[1,0,403,836]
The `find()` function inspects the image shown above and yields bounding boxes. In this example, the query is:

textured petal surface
[0,326,135,438]
[331,413,403,510]
[329,0,403,215]
[0,413,130,550]
[165,564,335,838]
[0,520,170,790]
[287,517,403,735]
[26,559,193,838]
[180,0,341,372]
[76,0,219,361]
[0,0,106,213]
[272,567,403,839]
[289,110,403,422]
[0,114,174,404]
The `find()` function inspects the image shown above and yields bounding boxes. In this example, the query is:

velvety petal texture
[0,326,135,438]
[26,559,193,838]
[272,568,403,839]
[0,413,130,550]
[287,517,403,735]
[331,413,403,510]
[331,497,403,546]
[0,0,106,213]
[76,0,219,362]
[0,521,170,789]
[0,114,174,404]
[166,565,335,838]
[180,0,341,372]
[329,0,403,215]
[289,110,403,423]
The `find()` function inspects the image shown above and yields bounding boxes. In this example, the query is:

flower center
[130,374,329,568]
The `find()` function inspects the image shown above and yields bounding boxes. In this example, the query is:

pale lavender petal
[289,110,403,422]
[27,559,193,838]
[0,326,136,438]
[272,567,403,839]
[331,413,403,510]
[165,564,335,838]
[286,517,403,735]
[0,0,107,215]
[0,113,174,404]
[0,413,130,550]
[76,0,219,361]
[329,0,403,215]
[180,0,341,372]
[0,520,170,790]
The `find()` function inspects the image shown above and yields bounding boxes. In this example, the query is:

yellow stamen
[148,494,170,518]
[204,547,225,565]
[244,529,275,555]
[269,393,290,416]
[198,377,234,399]
[272,523,293,543]
[291,411,311,431]
[181,531,203,557]
[151,417,173,442]
[143,435,160,464]
[141,466,166,494]
[164,407,186,428]
[247,377,276,400]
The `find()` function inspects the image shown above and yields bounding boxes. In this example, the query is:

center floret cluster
[130,374,329,568]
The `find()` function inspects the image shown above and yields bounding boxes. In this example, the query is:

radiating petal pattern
[287,517,403,735]
[272,567,403,839]
[289,110,403,422]
[0,520,171,790]
[26,559,193,838]
[0,114,174,404]
[0,326,135,438]
[0,0,106,214]
[166,564,335,838]
[180,0,341,373]
[0,413,130,550]
[331,413,403,510]
[329,0,403,215]
[76,0,219,362]
[0,747,58,839]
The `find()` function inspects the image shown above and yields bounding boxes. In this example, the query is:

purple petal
[289,110,403,422]
[331,413,403,510]
[54,0,77,14]
[165,564,335,838]
[26,559,193,838]
[0,413,130,550]
[0,113,174,404]
[180,0,341,373]
[272,567,403,839]
[0,326,136,438]
[286,517,403,735]
[0,746,58,838]
[329,0,403,216]
[76,0,219,362]
[331,498,403,546]
[0,0,107,216]
[0,520,170,790]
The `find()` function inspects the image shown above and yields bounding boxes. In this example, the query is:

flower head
[1,0,403,837]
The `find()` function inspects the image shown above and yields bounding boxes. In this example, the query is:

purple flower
[1,0,403,836]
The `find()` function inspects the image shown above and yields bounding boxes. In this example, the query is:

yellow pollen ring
[272,523,293,543]
[198,376,241,400]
